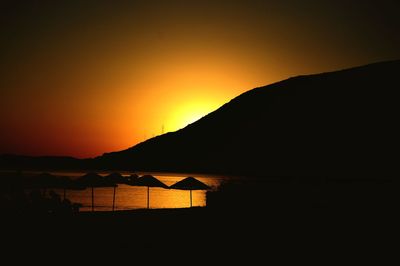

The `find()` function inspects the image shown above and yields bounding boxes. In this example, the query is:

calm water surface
[45,171,231,211]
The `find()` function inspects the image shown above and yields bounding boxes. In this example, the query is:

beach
[2,175,399,263]
[3,199,398,263]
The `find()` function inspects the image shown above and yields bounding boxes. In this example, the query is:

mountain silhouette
[0,154,89,171]
[1,60,399,176]
[96,60,400,176]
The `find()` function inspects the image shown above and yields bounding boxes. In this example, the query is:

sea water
[48,172,227,211]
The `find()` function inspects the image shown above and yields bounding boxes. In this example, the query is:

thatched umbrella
[104,172,128,211]
[32,173,89,201]
[127,173,139,185]
[75,172,117,212]
[24,173,82,214]
[51,175,86,202]
[170,177,210,207]
[130,175,168,209]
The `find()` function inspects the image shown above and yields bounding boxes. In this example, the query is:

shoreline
[3,199,398,263]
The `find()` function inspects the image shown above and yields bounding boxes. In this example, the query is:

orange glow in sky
[1,1,399,158]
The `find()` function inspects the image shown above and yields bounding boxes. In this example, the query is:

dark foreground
[3,206,399,263]
[2,177,400,263]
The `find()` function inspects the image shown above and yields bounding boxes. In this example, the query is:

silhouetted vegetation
[206,176,400,211]
[1,188,81,216]
[0,172,82,216]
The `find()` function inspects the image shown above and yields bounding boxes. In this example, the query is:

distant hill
[0,154,88,171]
[96,60,400,176]
[2,60,399,176]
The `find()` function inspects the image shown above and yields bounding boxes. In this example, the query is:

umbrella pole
[112,186,116,211]
[147,186,150,209]
[91,186,94,212]
[190,190,192,208]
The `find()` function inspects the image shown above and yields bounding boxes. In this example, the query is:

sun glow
[167,100,220,132]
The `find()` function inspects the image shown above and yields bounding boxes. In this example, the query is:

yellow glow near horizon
[167,99,220,132]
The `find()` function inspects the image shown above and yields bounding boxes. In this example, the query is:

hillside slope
[100,60,400,176]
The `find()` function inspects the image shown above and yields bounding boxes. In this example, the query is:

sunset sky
[1,0,399,158]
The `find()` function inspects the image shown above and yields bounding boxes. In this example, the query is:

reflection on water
[51,173,225,211]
